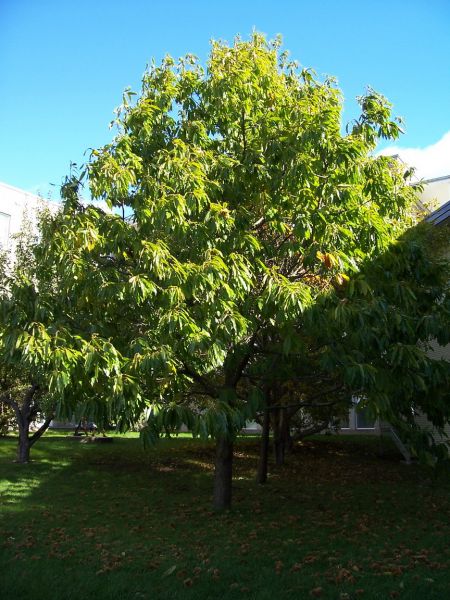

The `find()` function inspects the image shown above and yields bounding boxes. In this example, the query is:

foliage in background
[0,397,15,435]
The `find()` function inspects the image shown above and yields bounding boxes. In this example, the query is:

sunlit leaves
[15,32,447,463]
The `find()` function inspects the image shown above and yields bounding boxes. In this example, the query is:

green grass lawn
[1,432,449,600]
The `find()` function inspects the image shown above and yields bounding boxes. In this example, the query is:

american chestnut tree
[41,34,448,507]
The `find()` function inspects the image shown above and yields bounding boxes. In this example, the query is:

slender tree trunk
[286,427,293,453]
[213,436,233,510]
[257,408,270,484]
[281,411,293,456]
[5,384,51,464]
[12,389,34,464]
[273,408,286,466]
[274,438,285,465]
[17,421,31,463]
[274,407,295,465]
[16,414,53,463]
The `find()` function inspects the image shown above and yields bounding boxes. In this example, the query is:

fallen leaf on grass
[335,568,355,584]
[275,560,283,574]
[162,565,176,577]
[176,569,188,579]
[310,587,323,597]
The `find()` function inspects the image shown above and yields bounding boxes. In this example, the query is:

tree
[315,223,450,463]
[41,34,448,507]
[0,213,56,462]
[0,210,141,463]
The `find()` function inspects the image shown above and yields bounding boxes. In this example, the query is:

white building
[420,175,450,211]
[0,181,59,256]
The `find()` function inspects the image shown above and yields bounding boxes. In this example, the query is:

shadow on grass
[1,435,450,600]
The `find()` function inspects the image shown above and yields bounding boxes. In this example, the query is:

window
[0,212,11,250]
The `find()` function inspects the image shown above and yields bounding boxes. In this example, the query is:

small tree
[0,216,56,461]
[315,223,450,461]
[0,209,144,462]
[41,34,449,507]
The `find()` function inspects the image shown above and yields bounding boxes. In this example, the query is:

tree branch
[226,329,260,388]
[252,216,266,230]
[1,393,19,412]
[30,415,53,447]
[291,420,330,441]
[181,362,218,398]
[267,399,341,412]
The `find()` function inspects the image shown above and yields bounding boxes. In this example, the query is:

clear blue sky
[1,0,449,198]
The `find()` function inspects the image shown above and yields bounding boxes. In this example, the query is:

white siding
[0,211,11,250]
[0,181,59,258]
[420,175,450,210]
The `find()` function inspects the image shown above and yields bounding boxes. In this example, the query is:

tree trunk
[257,408,270,484]
[213,436,233,510]
[273,407,294,465]
[274,437,285,466]
[285,411,294,453]
[5,384,51,464]
[17,417,32,463]
[16,415,53,463]
[273,408,286,466]
[17,423,31,464]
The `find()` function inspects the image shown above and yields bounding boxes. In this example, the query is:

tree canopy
[0,210,140,461]
[30,33,450,506]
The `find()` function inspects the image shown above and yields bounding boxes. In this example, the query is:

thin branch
[226,329,260,388]
[291,420,329,440]
[252,216,266,230]
[240,371,337,384]
[1,394,19,412]
[266,398,342,412]
[181,362,218,398]
[30,415,53,447]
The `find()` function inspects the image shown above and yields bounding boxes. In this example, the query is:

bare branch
[29,415,54,447]
[252,216,265,230]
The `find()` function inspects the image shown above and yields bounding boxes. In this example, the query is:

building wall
[415,339,450,444]
[420,175,450,210]
[0,181,59,256]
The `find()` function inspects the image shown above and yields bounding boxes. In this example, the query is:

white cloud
[379,131,450,180]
